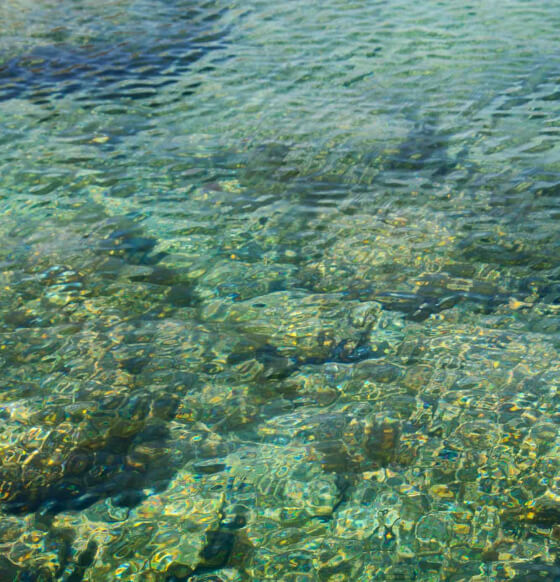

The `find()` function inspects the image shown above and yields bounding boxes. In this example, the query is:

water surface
[1,1,560,580]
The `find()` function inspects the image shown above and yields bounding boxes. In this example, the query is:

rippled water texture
[2,0,560,580]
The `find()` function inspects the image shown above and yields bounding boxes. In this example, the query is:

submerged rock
[258,404,402,472]
[201,291,381,362]
[53,468,227,582]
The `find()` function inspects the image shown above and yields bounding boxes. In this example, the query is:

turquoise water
[2,0,560,580]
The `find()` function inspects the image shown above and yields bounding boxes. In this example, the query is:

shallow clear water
[2,1,560,580]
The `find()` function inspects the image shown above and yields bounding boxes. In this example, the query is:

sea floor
[1,0,560,580]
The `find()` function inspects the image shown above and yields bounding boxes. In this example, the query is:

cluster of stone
[2,174,560,582]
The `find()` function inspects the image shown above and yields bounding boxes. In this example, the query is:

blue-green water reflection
[1,0,560,580]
